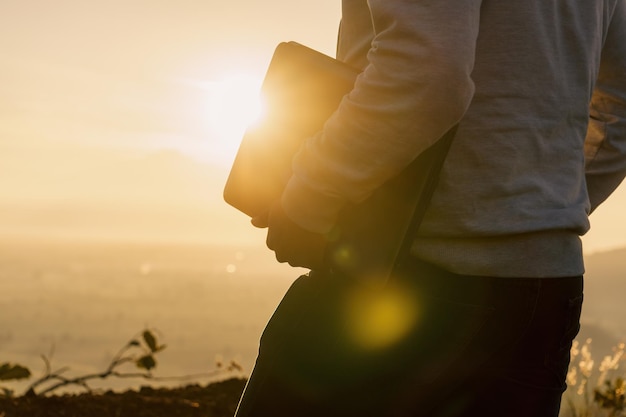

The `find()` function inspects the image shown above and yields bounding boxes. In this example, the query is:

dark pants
[235,259,583,417]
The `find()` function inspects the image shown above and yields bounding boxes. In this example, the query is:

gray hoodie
[281,0,626,277]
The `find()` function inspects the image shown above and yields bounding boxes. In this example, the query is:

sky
[0,0,341,244]
[0,0,625,253]
[0,0,340,161]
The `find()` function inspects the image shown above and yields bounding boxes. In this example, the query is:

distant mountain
[584,247,626,285]
[0,145,259,244]
[1,145,224,204]
[578,247,626,356]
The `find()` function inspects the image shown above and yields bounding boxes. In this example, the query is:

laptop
[223,42,360,219]
[223,41,455,280]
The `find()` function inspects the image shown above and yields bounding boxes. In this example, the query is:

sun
[205,73,264,164]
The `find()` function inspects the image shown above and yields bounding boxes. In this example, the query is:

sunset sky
[0,0,340,161]
[0,0,624,253]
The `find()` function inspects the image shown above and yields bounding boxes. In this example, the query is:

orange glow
[205,73,265,164]
[0,1,623,250]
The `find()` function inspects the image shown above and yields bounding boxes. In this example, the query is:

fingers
[251,211,269,228]
[265,203,328,269]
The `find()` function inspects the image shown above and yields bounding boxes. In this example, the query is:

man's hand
[252,203,328,269]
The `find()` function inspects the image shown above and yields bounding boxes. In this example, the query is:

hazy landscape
[0,146,260,245]
[0,237,300,393]
[1,234,624,396]
[1,146,625,398]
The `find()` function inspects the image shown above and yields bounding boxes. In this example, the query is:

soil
[0,378,247,417]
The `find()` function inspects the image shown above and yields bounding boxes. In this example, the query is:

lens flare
[329,243,360,271]
[343,281,419,351]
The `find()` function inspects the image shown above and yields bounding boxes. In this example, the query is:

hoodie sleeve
[585,0,626,213]
[281,0,481,233]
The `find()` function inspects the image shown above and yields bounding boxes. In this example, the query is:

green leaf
[0,363,32,381]
[136,355,157,371]
[1,387,15,397]
[143,330,158,352]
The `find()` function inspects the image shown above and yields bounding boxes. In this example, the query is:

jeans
[393,259,584,417]
[235,259,583,417]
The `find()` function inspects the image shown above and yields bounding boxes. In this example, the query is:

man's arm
[585,0,626,213]
[280,0,482,234]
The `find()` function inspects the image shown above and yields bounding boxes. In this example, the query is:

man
[243,0,626,415]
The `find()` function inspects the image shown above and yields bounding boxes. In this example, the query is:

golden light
[206,73,264,163]
[343,281,420,351]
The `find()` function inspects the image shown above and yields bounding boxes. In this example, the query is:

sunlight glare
[206,73,264,164]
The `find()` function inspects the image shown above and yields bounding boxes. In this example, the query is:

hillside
[577,247,626,356]
[0,378,247,417]
[0,240,624,416]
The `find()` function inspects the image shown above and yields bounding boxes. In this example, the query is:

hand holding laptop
[223,42,455,279]
[252,202,327,270]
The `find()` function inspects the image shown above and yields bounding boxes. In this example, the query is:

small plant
[24,328,167,396]
[564,339,626,417]
[594,377,625,417]
[0,363,32,397]
[1,329,241,397]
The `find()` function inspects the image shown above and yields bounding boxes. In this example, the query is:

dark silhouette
[232,1,626,416]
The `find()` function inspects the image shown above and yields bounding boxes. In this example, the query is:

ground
[0,378,247,417]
